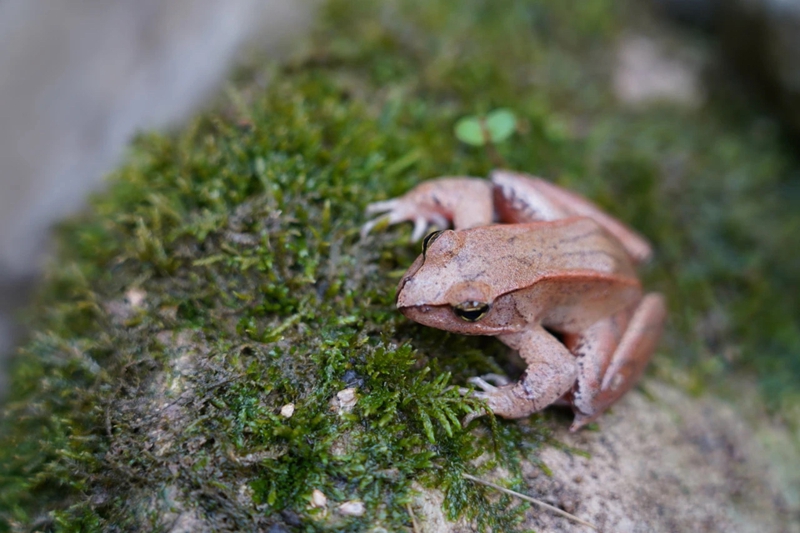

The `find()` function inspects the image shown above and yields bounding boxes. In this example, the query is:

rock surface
[417,381,800,532]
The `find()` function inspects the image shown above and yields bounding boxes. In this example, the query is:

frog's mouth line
[396,303,508,336]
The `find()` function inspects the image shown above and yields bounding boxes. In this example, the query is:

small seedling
[454,108,518,165]
[455,108,517,146]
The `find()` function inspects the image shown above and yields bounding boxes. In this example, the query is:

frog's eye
[453,301,490,322]
[422,230,444,255]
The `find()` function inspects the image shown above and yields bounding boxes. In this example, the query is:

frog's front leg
[470,326,578,419]
[361,178,493,240]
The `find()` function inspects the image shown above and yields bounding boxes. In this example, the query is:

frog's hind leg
[490,170,653,263]
[565,293,666,431]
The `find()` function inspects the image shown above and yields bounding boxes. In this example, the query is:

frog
[362,169,666,430]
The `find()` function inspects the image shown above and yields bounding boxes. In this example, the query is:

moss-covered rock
[1,0,799,531]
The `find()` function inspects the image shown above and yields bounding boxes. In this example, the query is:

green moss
[2,0,800,530]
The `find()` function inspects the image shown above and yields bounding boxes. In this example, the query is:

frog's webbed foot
[361,198,449,241]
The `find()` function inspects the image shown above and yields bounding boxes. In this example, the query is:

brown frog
[363,170,665,430]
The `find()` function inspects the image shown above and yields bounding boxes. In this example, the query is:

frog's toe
[467,376,500,393]
[461,406,489,426]
[476,373,511,387]
[569,411,598,432]
[457,383,494,424]
[365,199,400,215]
[360,215,388,238]
[360,206,417,238]
[411,216,429,241]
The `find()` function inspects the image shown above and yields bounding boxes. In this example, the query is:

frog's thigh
[569,293,666,431]
[484,327,578,419]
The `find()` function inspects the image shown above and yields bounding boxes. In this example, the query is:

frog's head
[395,229,523,335]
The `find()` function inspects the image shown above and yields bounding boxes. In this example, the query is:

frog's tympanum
[363,170,665,430]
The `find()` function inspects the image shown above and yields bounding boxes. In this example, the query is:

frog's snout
[395,275,413,306]
[397,302,442,328]
[395,253,425,305]
[395,275,421,309]
[398,303,432,316]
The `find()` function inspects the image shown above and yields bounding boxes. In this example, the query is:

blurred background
[0,0,314,393]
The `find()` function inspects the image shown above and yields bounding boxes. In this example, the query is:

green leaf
[418,410,435,443]
[455,109,517,146]
[433,408,453,437]
[444,406,462,429]
[454,116,486,146]
[485,108,517,143]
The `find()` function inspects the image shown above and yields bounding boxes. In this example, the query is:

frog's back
[451,218,642,331]
[396,216,641,317]
[454,217,637,297]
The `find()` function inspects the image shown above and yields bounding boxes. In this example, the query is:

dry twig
[462,473,598,531]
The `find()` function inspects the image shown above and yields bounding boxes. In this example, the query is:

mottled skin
[364,170,666,430]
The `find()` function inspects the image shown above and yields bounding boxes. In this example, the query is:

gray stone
[415,381,800,532]
[0,0,314,393]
